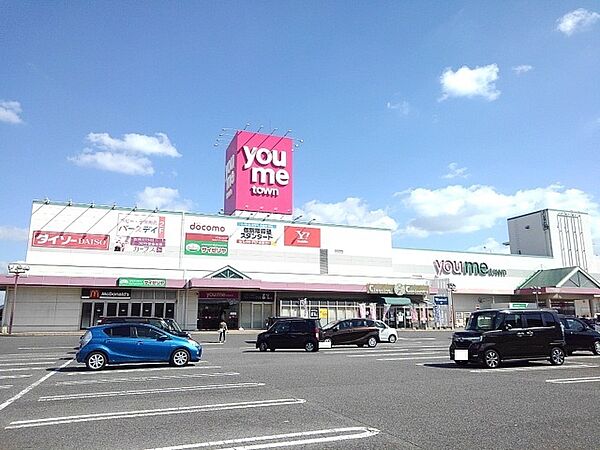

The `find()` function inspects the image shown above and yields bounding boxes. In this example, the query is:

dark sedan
[561,316,600,355]
[321,318,379,347]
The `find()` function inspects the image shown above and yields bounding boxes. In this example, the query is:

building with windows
[1,131,599,332]
[1,201,599,333]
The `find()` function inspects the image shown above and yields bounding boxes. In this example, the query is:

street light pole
[448,282,456,329]
[7,263,30,335]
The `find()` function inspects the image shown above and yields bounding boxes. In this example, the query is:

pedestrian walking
[218,320,228,343]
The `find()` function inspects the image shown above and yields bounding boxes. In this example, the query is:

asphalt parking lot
[1,331,599,449]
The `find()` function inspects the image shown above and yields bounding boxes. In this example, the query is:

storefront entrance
[239,302,273,329]
[197,291,239,330]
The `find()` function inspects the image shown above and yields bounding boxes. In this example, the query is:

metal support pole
[8,274,19,335]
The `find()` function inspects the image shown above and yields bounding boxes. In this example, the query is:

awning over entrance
[514,266,600,296]
[380,297,411,306]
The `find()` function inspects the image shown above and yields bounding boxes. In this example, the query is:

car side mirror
[504,324,512,331]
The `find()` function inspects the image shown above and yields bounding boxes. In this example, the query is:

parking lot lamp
[7,262,30,335]
[447,283,456,329]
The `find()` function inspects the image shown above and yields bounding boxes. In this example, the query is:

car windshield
[465,312,498,331]
[322,321,339,330]
[166,319,183,332]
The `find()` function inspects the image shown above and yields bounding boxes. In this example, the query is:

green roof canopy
[380,297,412,306]
[518,266,600,289]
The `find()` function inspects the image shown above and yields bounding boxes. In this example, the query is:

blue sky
[1,1,600,274]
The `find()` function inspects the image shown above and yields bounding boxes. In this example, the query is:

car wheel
[483,349,500,369]
[170,349,190,367]
[592,341,600,355]
[258,341,268,352]
[388,335,397,344]
[367,337,377,348]
[305,341,317,352]
[454,360,468,367]
[85,351,106,371]
[269,347,276,352]
[550,347,565,365]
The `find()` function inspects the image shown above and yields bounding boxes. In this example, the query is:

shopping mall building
[2,131,599,332]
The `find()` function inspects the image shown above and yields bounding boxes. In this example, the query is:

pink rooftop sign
[224,130,293,215]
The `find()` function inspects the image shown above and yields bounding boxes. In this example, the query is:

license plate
[320,340,332,349]
[454,349,469,361]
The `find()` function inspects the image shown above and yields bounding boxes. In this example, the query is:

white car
[373,320,398,343]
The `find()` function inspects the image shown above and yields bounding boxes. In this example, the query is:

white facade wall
[5,201,598,332]
[6,287,81,331]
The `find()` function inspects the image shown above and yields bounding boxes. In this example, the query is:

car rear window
[105,325,132,337]
[542,312,557,327]
[525,312,543,328]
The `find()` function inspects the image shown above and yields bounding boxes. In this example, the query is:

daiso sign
[224,130,293,215]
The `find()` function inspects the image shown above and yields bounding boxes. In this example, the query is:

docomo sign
[224,131,293,215]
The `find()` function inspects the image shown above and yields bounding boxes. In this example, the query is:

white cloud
[512,65,533,75]
[0,101,24,124]
[386,100,410,115]
[467,238,510,254]
[86,132,181,157]
[556,8,600,36]
[0,226,29,241]
[442,162,468,179]
[395,183,600,240]
[439,64,500,101]
[136,187,193,212]
[69,132,181,175]
[294,197,398,231]
[69,150,154,176]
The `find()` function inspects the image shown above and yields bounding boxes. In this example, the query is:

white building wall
[6,287,81,332]
[392,248,559,294]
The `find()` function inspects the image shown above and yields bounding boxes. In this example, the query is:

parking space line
[0,375,33,380]
[546,376,600,384]
[39,382,266,401]
[348,351,444,358]
[324,347,447,355]
[0,360,65,367]
[0,358,73,413]
[18,347,75,350]
[56,372,240,386]
[0,353,70,360]
[378,355,448,361]
[0,385,14,390]
[65,365,222,376]
[0,367,49,373]
[469,363,598,374]
[5,398,306,429]
[145,426,381,450]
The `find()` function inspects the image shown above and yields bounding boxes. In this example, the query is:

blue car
[76,323,202,371]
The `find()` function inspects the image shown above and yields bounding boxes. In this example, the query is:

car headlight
[464,336,482,342]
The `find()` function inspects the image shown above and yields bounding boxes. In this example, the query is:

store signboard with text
[234,221,278,246]
[32,231,110,250]
[115,213,166,253]
[284,226,320,248]
[118,277,167,288]
[184,233,229,256]
[224,130,293,215]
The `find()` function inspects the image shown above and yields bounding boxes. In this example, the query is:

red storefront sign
[284,226,321,248]
[32,231,110,250]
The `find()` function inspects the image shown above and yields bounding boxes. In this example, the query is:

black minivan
[256,318,322,352]
[450,309,566,368]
